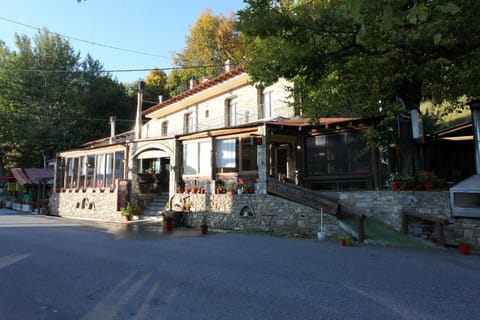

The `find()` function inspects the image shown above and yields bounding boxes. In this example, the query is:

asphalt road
[0,211,479,320]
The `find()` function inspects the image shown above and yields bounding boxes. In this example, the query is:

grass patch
[341,216,429,248]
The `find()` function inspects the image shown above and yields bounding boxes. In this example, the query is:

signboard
[116,179,130,211]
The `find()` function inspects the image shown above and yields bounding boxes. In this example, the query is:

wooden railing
[337,201,366,242]
[267,178,338,215]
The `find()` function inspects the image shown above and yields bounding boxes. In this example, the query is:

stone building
[49,63,480,247]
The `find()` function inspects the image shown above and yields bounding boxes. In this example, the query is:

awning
[11,168,54,186]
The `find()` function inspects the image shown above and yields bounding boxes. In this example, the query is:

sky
[0,0,247,84]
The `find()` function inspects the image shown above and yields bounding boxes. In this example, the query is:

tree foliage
[0,30,132,174]
[238,0,480,173]
[238,0,480,120]
[168,9,246,96]
[144,68,169,104]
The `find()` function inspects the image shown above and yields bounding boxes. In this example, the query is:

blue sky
[0,0,246,84]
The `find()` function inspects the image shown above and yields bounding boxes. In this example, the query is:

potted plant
[417,171,442,190]
[399,175,415,191]
[385,173,399,191]
[120,202,138,222]
[236,182,244,195]
[200,215,208,235]
[215,179,225,194]
[339,235,351,247]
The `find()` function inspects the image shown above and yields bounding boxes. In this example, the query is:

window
[161,121,168,136]
[87,155,95,187]
[65,158,73,188]
[305,132,369,176]
[62,151,125,189]
[183,142,198,175]
[184,113,194,134]
[79,156,87,188]
[240,138,258,171]
[96,154,105,187]
[215,137,258,173]
[262,90,274,119]
[105,153,114,187]
[182,140,212,176]
[114,151,124,180]
[199,141,212,175]
[227,98,237,126]
[216,138,237,172]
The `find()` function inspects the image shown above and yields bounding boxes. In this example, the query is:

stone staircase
[139,193,170,222]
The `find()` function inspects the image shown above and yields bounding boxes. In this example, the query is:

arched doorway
[136,148,170,194]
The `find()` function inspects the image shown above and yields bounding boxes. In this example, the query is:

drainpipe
[135,80,145,140]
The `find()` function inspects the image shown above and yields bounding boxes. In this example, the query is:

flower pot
[458,243,470,255]
[390,182,399,191]
[192,188,197,194]
[340,239,349,246]
[216,188,221,194]
[124,215,131,222]
[164,219,174,231]
[201,225,208,235]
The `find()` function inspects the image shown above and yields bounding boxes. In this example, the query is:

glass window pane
[114,151,124,180]
[66,158,73,188]
[87,155,95,187]
[96,154,105,187]
[72,158,79,188]
[183,143,198,175]
[216,139,236,170]
[199,141,212,175]
[105,153,114,187]
[79,156,87,188]
[241,138,257,171]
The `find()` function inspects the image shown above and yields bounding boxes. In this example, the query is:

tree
[143,68,169,105]
[238,0,480,174]
[0,30,132,173]
[168,9,246,96]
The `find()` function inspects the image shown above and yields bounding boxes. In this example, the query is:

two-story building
[49,63,373,235]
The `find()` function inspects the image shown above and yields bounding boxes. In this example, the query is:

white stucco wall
[142,76,293,139]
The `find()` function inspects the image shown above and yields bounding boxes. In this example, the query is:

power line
[0,64,223,75]
[0,16,171,59]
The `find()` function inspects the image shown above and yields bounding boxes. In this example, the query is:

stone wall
[49,190,123,222]
[49,188,480,247]
[180,193,341,236]
[337,190,480,246]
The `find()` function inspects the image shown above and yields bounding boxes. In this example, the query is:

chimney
[189,78,197,89]
[158,95,163,103]
[109,116,116,144]
[225,59,235,72]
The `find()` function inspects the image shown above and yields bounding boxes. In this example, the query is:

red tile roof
[143,67,246,116]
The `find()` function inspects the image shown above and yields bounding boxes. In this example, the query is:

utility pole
[135,80,145,140]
